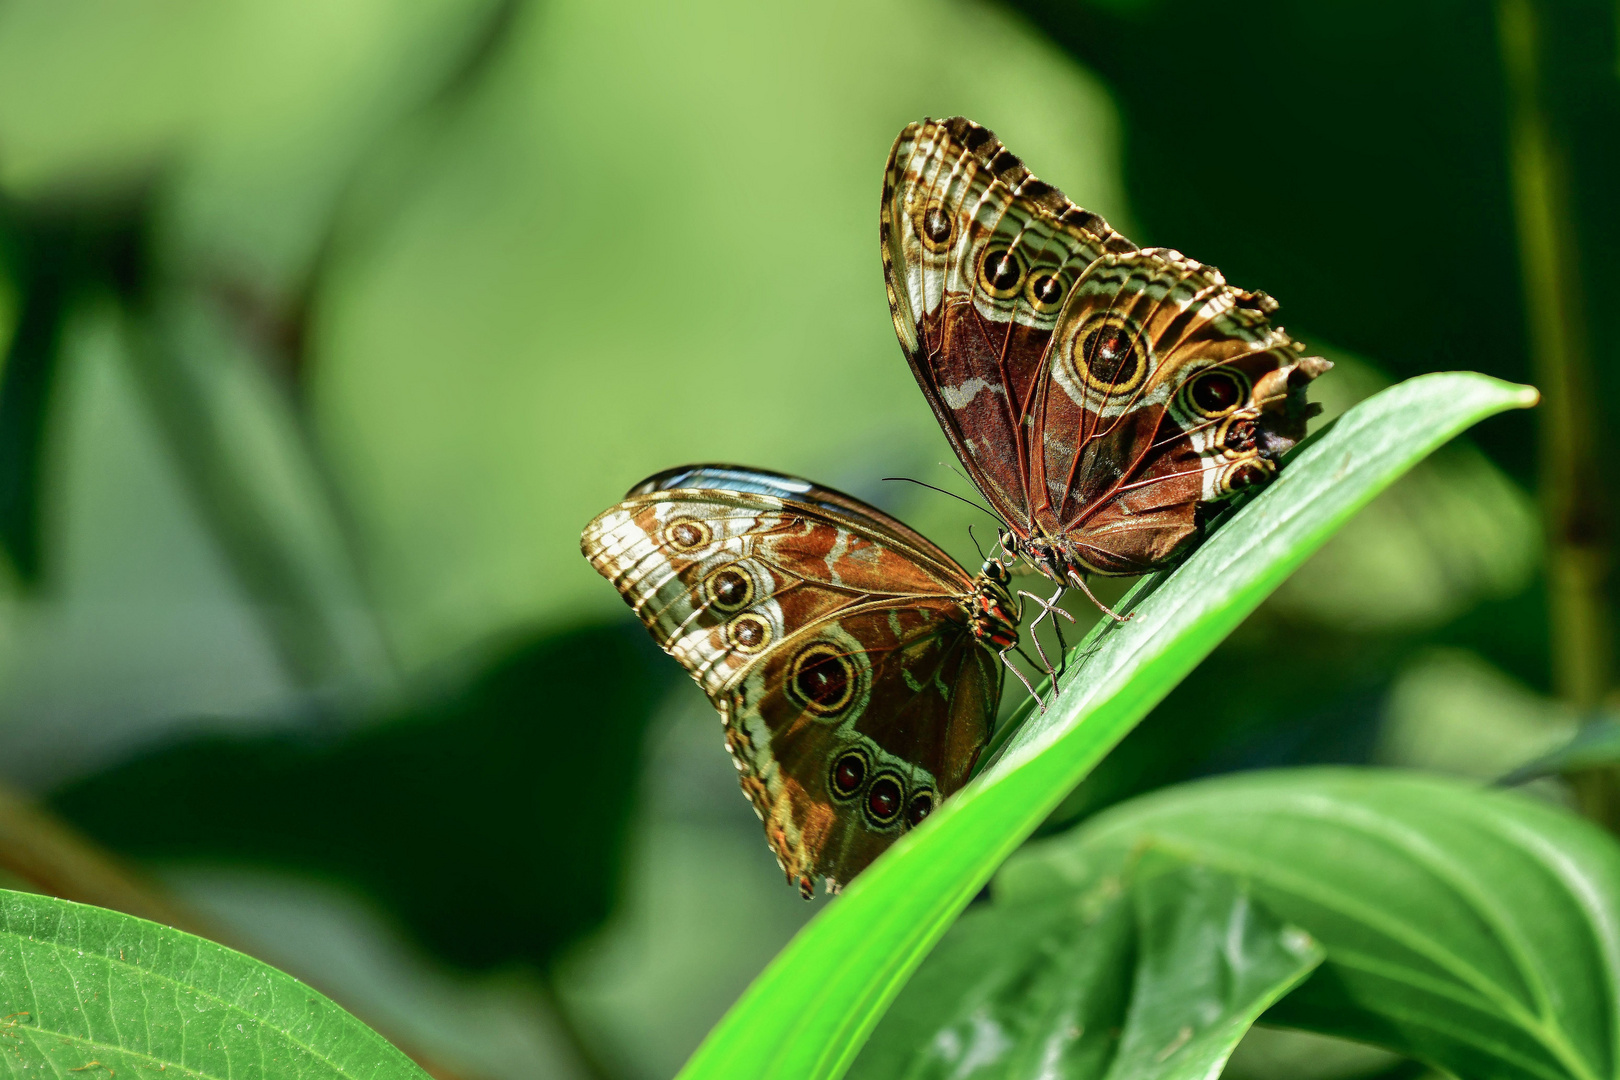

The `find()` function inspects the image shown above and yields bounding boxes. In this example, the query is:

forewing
[628,463,956,573]
[723,599,998,894]
[582,479,998,894]
[581,485,969,702]
[1031,248,1331,574]
[881,116,1135,529]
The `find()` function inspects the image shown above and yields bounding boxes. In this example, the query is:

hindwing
[882,117,1328,577]
[1028,248,1329,573]
[581,466,1000,895]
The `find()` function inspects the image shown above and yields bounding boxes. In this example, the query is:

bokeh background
[0,1,1613,1077]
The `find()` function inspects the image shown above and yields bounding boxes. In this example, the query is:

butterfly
[881,117,1330,618]
[581,465,1023,898]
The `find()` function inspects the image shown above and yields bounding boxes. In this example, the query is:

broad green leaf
[1000,769,1620,1080]
[0,888,428,1079]
[851,860,1322,1080]
[1110,863,1321,1080]
[675,369,1539,1080]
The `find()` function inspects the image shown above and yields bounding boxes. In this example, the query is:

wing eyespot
[917,201,955,252]
[828,749,869,801]
[1216,415,1259,457]
[664,517,713,552]
[863,772,906,827]
[1181,368,1251,420]
[1025,269,1069,314]
[1071,314,1148,395]
[703,565,755,613]
[977,245,1027,300]
[906,789,935,828]
[788,643,858,717]
[726,613,773,653]
[1217,457,1275,496]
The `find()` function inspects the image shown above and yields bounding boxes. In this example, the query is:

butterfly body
[882,117,1330,590]
[581,465,1016,897]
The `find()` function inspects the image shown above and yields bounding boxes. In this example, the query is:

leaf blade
[1000,769,1620,1080]
[849,861,1323,1080]
[676,372,1539,1080]
[0,888,429,1080]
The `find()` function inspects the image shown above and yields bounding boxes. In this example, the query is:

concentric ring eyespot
[1181,367,1251,420]
[918,201,954,251]
[905,790,935,829]
[1072,315,1147,396]
[828,749,869,801]
[1217,416,1259,456]
[977,245,1026,299]
[725,613,773,654]
[1024,269,1069,313]
[788,643,858,717]
[864,772,906,827]
[1218,457,1275,496]
[703,565,755,613]
[664,516,712,552]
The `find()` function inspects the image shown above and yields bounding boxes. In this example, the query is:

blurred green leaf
[1379,648,1575,780]
[851,860,1321,1080]
[1000,769,1620,1080]
[1223,1027,1409,1080]
[311,0,1135,668]
[123,294,395,691]
[1501,717,1620,786]
[0,887,428,1078]
[1274,350,1540,635]
[0,193,148,582]
[674,372,1538,1080]
[50,623,668,971]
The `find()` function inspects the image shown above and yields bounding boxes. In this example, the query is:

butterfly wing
[581,468,998,895]
[882,117,1328,576]
[727,597,997,894]
[1028,249,1330,574]
[881,116,1135,531]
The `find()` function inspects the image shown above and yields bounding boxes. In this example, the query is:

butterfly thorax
[968,559,1019,650]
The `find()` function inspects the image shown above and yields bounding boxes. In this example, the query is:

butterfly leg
[999,645,1046,712]
[1017,585,1074,680]
[1070,573,1131,624]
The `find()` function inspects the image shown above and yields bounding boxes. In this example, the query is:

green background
[0,0,1610,1077]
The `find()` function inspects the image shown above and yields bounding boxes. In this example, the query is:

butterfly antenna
[881,477,999,521]
[967,523,987,563]
[937,460,979,490]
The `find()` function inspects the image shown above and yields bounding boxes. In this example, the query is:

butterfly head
[970,558,1019,650]
[1016,532,1072,586]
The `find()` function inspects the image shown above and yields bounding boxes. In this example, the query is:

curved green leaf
[675,372,1538,1080]
[851,859,1322,1080]
[0,888,428,1079]
[1502,717,1620,785]
[1000,769,1620,1080]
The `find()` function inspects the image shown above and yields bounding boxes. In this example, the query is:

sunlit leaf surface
[853,861,1322,1080]
[0,889,428,1079]
[999,769,1620,1080]
[676,372,1539,1080]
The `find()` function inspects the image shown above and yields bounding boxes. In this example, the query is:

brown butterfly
[882,117,1330,620]
[581,465,1022,897]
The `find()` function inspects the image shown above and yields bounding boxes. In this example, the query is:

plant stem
[1497,0,1617,824]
